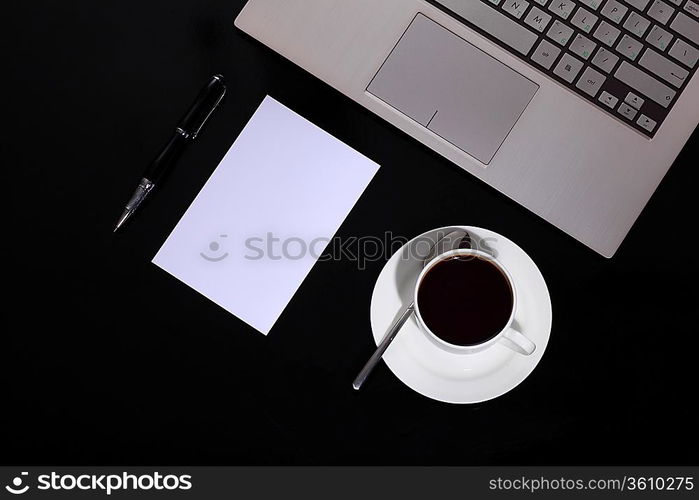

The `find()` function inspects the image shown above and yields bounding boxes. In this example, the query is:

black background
[5,0,698,464]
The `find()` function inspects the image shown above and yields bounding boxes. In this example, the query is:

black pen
[114,75,227,232]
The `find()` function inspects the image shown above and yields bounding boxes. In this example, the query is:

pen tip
[114,209,132,233]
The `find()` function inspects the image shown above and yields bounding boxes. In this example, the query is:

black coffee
[417,256,514,346]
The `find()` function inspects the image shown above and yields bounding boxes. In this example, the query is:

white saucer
[370,226,552,404]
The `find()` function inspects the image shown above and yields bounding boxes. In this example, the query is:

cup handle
[500,327,536,356]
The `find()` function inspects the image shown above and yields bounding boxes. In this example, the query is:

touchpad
[367,13,538,165]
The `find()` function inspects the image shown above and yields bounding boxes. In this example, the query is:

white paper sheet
[153,96,380,334]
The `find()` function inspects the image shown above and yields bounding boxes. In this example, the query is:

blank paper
[153,96,380,334]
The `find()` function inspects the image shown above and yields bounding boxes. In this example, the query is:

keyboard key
[547,20,575,45]
[486,0,503,4]
[648,1,674,24]
[532,0,548,4]
[570,33,598,58]
[639,48,690,87]
[592,47,620,72]
[531,39,562,68]
[667,0,682,5]
[576,66,606,96]
[601,1,629,24]
[671,12,699,45]
[571,7,599,33]
[625,91,645,108]
[549,0,577,19]
[623,0,651,10]
[524,7,553,32]
[615,61,677,106]
[668,38,699,67]
[618,102,638,119]
[598,90,620,107]
[686,1,699,17]
[502,0,530,19]
[579,0,603,10]
[623,12,651,38]
[554,52,585,81]
[637,114,657,132]
[617,34,644,59]
[646,25,673,51]
[594,20,622,46]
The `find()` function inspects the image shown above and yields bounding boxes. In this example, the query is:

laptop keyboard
[430,0,699,137]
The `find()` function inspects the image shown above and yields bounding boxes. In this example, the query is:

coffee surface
[417,256,514,346]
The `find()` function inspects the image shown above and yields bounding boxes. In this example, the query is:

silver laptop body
[235,0,699,257]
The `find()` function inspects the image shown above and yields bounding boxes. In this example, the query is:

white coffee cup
[413,249,535,355]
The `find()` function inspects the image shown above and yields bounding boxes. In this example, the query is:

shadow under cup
[415,251,515,348]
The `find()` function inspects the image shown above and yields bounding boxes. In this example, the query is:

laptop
[235,0,699,257]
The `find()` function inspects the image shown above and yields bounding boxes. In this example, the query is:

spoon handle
[353,302,415,390]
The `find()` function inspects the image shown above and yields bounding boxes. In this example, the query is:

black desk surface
[6,0,698,464]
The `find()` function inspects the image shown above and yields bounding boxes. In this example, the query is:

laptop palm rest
[367,13,538,165]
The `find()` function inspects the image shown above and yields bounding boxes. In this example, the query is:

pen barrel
[144,132,187,183]
[143,75,225,183]
[179,75,227,139]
